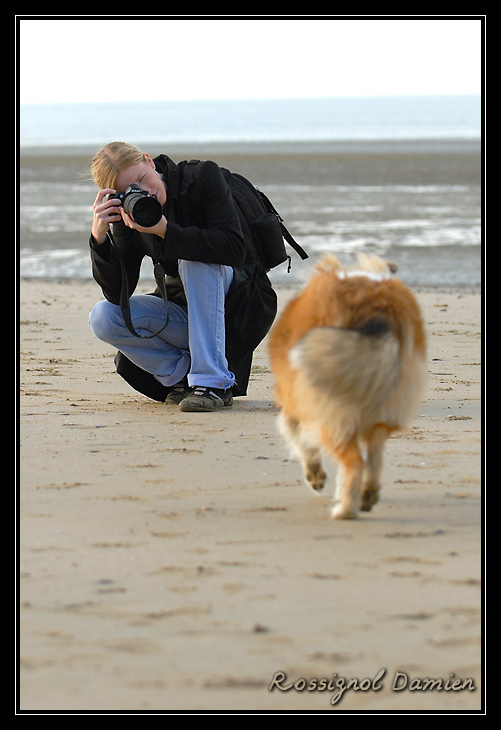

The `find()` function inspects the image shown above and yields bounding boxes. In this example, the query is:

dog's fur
[268,254,427,519]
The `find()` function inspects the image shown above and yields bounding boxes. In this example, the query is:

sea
[18,95,483,288]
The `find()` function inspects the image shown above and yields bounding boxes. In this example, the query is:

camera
[105,184,163,227]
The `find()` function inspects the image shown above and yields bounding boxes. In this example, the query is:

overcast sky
[18,16,483,105]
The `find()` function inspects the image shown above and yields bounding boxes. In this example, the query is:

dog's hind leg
[302,445,327,493]
[361,424,390,512]
[279,413,326,493]
[324,434,364,519]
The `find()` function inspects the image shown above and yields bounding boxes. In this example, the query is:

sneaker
[179,386,233,412]
[165,378,191,405]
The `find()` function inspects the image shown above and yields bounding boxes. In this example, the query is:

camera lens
[123,193,163,227]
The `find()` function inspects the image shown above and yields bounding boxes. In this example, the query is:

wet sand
[18,277,483,712]
[20,138,482,187]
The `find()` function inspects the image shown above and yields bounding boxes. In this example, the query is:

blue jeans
[89,260,235,390]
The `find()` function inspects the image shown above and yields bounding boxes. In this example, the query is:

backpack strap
[256,188,309,261]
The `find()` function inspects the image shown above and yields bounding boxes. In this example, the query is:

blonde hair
[91,141,145,190]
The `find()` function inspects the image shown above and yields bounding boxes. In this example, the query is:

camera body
[105,184,163,228]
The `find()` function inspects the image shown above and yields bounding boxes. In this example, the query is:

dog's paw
[331,503,358,520]
[361,488,380,512]
[305,464,327,493]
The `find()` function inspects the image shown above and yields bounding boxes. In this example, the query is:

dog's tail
[290,319,401,419]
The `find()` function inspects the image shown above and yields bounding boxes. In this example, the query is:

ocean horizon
[19,95,482,148]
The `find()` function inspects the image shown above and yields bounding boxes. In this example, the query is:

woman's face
[115,154,167,206]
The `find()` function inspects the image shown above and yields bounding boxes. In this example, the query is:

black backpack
[179,160,308,273]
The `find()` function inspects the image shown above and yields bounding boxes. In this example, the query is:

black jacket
[90,155,277,396]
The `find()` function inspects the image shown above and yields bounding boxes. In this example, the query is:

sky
[17,16,483,105]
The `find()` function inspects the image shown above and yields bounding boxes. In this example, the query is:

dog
[268,253,427,519]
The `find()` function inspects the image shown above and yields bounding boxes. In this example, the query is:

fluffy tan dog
[268,254,427,519]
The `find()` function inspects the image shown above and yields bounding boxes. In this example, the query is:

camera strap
[107,231,170,339]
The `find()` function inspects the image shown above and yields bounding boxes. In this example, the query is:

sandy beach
[18,276,483,713]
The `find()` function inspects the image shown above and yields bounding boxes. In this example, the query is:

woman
[88,142,277,412]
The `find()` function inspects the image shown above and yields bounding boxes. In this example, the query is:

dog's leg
[325,436,364,519]
[361,424,389,512]
[279,413,326,493]
[302,444,327,493]
[333,463,345,505]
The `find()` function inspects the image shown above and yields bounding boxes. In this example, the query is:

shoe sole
[179,396,233,413]
[165,391,191,405]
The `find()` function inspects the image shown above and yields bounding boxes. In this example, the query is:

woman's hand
[120,208,168,239]
[91,189,121,244]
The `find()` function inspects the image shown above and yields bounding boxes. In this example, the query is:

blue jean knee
[88,298,122,343]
